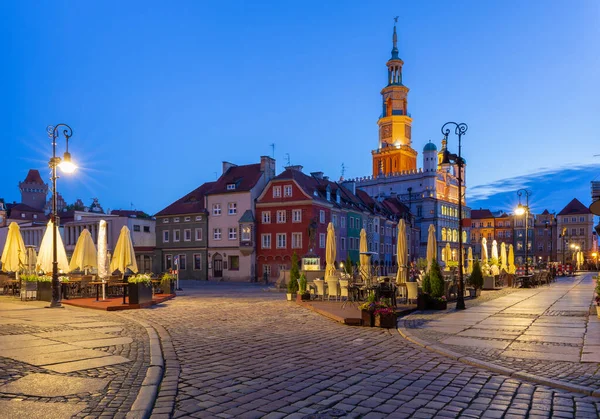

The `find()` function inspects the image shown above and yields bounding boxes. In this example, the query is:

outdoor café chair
[339,279,349,301]
[326,278,339,301]
[313,279,325,301]
[406,282,418,304]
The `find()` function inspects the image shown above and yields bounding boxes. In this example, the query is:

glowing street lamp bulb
[515,205,525,216]
[59,152,77,174]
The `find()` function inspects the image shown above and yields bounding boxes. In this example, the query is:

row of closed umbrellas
[0,221,138,277]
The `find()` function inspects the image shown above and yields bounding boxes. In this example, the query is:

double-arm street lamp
[440,122,468,310]
[47,124,76,308]
[515,189,531,275]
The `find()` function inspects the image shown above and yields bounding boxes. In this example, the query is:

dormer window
[227,184,236,191]
[174,217,180,223]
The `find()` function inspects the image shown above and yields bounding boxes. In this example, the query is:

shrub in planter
[128,273,153,305]
[161,272,176,294]
[421,271,432,295]
[429,259,444,299]
[287,252,300,300]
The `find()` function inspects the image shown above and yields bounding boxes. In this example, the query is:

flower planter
[361,310,374,327]
[375,313,397,328]
[296,292,310,302]
[286,293,296,301]
[468,288,481,298]
[36,281,53,302]
[417,294,429,311]
[429,299,447,310]
[128,282,152,305]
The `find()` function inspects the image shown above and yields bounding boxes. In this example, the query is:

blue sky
[1,0,598,216]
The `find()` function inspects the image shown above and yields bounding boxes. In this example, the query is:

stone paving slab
[0,337,64,350]
[441,336,511,349]
[71,337,133,348]
[516,335,583,345]
[5,348,109,366]
[0,400,87,419]
[458,329,521,338]
[42,355,132,373]
[1,343,81,358]
[506,342,581,356]
[500,350,581,362]
[0,373,108,397]
[67,321,123,328]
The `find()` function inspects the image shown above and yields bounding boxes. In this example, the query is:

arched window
[453,229,458,242]
[462,231,467,243]
[441,228,447,242]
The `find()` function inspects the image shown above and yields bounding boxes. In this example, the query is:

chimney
[341,180,356,195]
[310,171,324,179]
[285,165,303,172]
[260,156,276,180]
[222,161,237,174]
[323,176,329,181]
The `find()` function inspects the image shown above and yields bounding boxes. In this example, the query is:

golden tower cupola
[372,18,417,178]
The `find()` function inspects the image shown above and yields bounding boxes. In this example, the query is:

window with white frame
[165,254,173,270]
[241,225,251,241]
[292,209,301,223]
[580,227,585,235]
[184,229,191,241]
[341,237,346,250]
[263,264,271,276]
[349,217,354,229]
[184,216,191,222]
[193,254,202,270]
[195,215,202,221]
[319,210,325,223]
[580,216,585,222]
[195,228,202,241]
[174,217,180,223]
[178,254,187,270]
[262,211,271,224]
[319,233,326,248]
[332,214,337,227]
[277,210,286,223]
[227,183,236,190]
[273,186,282,198]
[163,230,169,243]
[174,230,181,242]
[284,185,292,197]
[261,234,271,249]
[228,202,237,215]
[292,232,302,249]
[213,228,222,240]
[276,233,287,248]
[163,218,169,224]
[213,204,221,215]
[228,227,237,240]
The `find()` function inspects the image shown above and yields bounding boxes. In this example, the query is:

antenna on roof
[270,143,275,159]
[285,153,291,166]
[340,163,346,180]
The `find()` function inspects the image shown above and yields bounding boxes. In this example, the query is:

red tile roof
[23,169,45,185]
[471,209,495,219]
[206,164,264,195]
[155,182,215,217]
[558,198,591,216]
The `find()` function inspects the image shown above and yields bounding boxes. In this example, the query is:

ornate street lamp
[440,122,467,310]
[47,124,76,308]
[515,189,531,276]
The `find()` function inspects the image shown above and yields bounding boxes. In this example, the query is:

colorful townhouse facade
[557,198,596,264]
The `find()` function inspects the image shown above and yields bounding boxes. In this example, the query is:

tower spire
[391,16,399,60]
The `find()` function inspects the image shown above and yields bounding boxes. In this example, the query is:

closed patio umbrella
[500,242,508,272]
[396,219,407,283]
[492,240,498,261]
[37,220,69,274]
[359,228,370,280]
[69,228,97,274]
[467,247,473,274]
[110,226,138,276]
[325,222,336,280]
[1,222,26,275]
[481,237,488,265]
[426,224,437,272]
[97,221,108,280]
[25,246,37,275]
[508,244,516,274]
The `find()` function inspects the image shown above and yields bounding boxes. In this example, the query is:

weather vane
[394,16,399,24]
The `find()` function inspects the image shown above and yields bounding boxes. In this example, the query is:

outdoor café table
[518,275,534,288]
[90,281,104,302]
[6,279,19,296]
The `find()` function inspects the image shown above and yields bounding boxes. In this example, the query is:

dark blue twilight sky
[1,1,598,216]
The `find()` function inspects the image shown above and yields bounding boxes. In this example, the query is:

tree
[469,259,484,290]
[288,252,300,294]
[430,258,445,299]
[421,272,432,295]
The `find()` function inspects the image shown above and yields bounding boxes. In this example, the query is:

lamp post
[47,124,76,308]
[515,189,531,275]
[440,121,468,310]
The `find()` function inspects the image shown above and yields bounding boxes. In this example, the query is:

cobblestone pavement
[0,298,149,418]
[128,282,600,418]
[403,274,600,391]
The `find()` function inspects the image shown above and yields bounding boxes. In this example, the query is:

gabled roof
[9,203,45,213]
[155,182,216,217]
[558,198,591,216]
[471,209,495,219]
[541,209,550,215]
[22,169,45,185]
[238,210,255,223]
[206,164,263,195]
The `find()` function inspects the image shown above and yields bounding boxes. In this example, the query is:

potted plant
[374,306,397,328]
[128,273,153,305]
[161,272,176,294]
[297,273,310,302]
[468,260,484,298]
[417,271,432,310]
[19,274,39,300]
[429,259,447,310]
[287,252,300,301]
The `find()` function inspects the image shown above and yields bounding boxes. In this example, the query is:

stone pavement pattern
[404,274,600,390]
[129,282,600,418]
[0,299,150,418]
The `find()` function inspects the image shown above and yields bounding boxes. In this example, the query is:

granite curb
[397,316,600,398]
[114,314,165,419]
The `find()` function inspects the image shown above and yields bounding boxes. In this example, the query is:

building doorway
[213,254,223,278]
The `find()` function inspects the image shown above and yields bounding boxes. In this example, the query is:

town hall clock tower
[372,19,417,178]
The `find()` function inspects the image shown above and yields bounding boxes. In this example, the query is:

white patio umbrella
[359,228,370,281]
[508,244,516,274]
[492,240,498,261]
[1,222,26,276]
[110,226,138,276]
[396,219,407,283]
[467,247,473,274]
[500,242,508,272]
[97,220,109,300]
[69,228,97,274]
[426,224,437,272]
[481,237,488,265]
[37,220,69,274]
[325,222,336,280]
